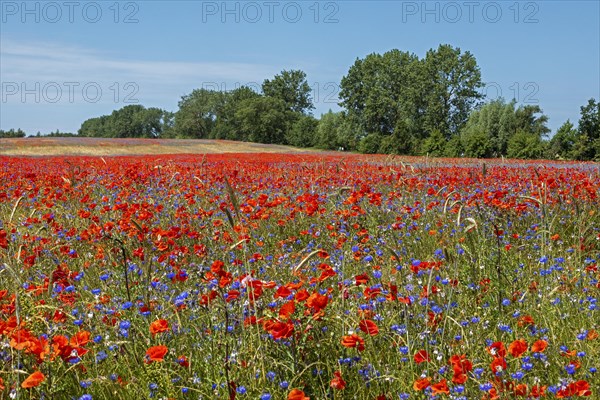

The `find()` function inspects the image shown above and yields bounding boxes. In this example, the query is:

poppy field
[0,153,598,399]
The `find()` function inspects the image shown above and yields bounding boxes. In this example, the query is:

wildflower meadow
[0,153,598,399]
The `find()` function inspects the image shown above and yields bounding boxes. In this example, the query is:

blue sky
[1,0,599,135]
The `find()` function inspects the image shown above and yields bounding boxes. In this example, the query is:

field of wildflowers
[0,153,598,399]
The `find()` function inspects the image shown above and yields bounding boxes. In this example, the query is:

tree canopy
[43,45,596,161]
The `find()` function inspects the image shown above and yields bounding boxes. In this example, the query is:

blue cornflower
[80,380,92,388]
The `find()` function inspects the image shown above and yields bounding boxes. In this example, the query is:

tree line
[0,129,26,138]
[5,44,599,160]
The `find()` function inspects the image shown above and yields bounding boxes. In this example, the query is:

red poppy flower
[431,379,449,395]
[531,339,547,353]
[279,301,295,320]
[487,341,507,358]
[21,370,45,388]
[358,319,379,336]
[490,357,507,373]
[274,286,292,299]
[305,292,328,313]
[513,384,528,397]
[508,339,528,358]
[264,320,294,340]
[70,330,90,348]
[341,333,365,351]
[413,349,430,364]
[449,354,472,375]
[413,377,431,391]
[530,385,546,398]
[287,389,309,400]
[330,370,346,390]
[150,319,170,336]
[146,345,168,363]
[354,273,369,285]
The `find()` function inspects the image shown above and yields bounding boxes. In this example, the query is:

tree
[174,89,225,138]
[515,105,550,138]
[234,96,289,144]
[507,129,546,159]
[358,133,383,154]
[461,129,492,158]
[574,98,600,160]
[421,129,446,156]
[109,105,137,137]
[547,120,578,159]
[444,135,463,157]
[460,99,549,158]
[79,106,172,138]
[339,50,420,138]
[339,45,483,155]
[421,44,484,138]
[315,110,343,149]
[286,115,319,147]
[0,128,26,138]
[214,86,261,140]
[335,112,361,151]
[157,111,175,138]
[461,99,514,157]
[579,98,599,140]
[262,70,314,114]
[79,115,110,137]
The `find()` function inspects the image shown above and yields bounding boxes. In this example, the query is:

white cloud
[0,37,279,104]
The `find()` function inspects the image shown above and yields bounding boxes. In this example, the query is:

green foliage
[173,89,225,139]
[315,110,342,150]
[461,99,516,156]
[286,115,318,147]
[358,133,383,154]
[262,70,314,114]
[68,52,592,161]
[335,113,361,151]
[460,99,550,158]
[506,129,546,159]
[44,130,78,137]
[515,105,551,138]
[234,96,289,144]
[576,98,600,160]
[461,129,492,158]
[0,128,26,138]
[339,45,483,155]
[578,98,599,141]
[340,50,420,137]
[444,135,463,157]
[421,129,446,156]
[420,44,484,137]
[79,105,172,138]
[547,120,578,159]
[213,86,261,140]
